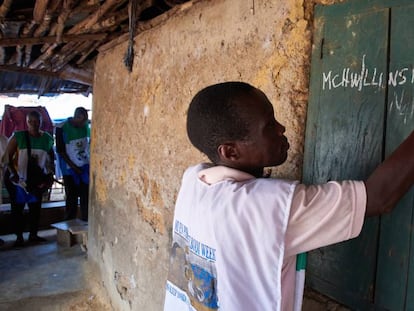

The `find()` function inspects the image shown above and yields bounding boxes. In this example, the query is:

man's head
[26,110,42,133]
[187,82,289,176]
[72,107,89,127]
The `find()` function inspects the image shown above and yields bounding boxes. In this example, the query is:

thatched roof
[0,0,190,97]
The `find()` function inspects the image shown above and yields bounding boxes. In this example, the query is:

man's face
[74,112,88,127]
[233,90,289,172]
[26,115,41,132]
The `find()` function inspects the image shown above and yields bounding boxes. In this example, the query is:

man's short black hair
[187,81,257,163]
[74,107,88,119]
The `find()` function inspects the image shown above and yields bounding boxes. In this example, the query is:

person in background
[0,134,8,247]
[163,82,414,311]
[55,107,90,221]
[3,111,54,247]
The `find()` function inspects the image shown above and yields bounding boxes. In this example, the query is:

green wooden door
[375,5,414,310]
[304,1,414,310]
[304,6,388,309]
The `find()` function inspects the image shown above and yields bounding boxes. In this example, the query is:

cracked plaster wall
[88,0,340,310]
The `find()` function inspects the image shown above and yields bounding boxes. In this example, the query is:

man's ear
[217,143,240,162]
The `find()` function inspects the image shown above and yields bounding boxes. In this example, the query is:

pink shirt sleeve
[284,180,366,257]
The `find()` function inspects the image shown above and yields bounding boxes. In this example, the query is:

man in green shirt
[55,107,90,221]
[4,110,54,247]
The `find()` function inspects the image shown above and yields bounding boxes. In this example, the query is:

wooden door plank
[303,7,389,309]
[375,5,414,310]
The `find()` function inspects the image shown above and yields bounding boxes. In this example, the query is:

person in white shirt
[164,81,414,311]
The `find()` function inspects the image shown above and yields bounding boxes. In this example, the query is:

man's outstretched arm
[365,130,414,216]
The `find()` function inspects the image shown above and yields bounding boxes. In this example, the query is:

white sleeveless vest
[164,164,297,311]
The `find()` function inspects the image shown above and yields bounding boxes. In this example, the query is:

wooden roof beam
[67,0,128,35]
[31,0,129,69]
[0,64,93,86]
[0,89,89,95]
[0,33,108,47]
[58,65,93,86]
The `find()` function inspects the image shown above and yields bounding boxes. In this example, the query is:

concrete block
[56,228,76,247]
[51,219,88,248]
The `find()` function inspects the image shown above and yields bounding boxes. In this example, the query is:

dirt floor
[0,229,112,311]
[0,290,111,311]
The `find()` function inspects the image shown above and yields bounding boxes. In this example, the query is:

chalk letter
[389,70,399,87]
[350,72,362,88]
[399,68,408,85]
[322,71,332,90]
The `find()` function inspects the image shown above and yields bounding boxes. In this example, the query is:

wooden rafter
[56,0,77,43]
[99,1,194,53]
[67,0,127,35]
[0,0,194,95]
[33,0,50,24]
[0,64,93,86]
[0,0,13,20]
[0,33,108,47]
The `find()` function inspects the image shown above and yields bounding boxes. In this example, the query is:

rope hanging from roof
[124,0,139,72]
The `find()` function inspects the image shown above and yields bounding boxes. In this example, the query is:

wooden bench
[51,219,88,250]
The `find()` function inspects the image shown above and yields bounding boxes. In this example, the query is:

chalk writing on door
[389,89,414,124]
[321,54,414,123]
